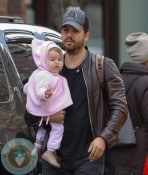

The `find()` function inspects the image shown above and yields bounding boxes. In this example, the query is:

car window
[7,42,36,84]
[4,31,36,85]
[45,34,64,50]
[0,53,9,102]
[5,31,35,43]
[5,31,63,86]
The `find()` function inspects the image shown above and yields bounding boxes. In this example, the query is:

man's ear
[84,31,90,42]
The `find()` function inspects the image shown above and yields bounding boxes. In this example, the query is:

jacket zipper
[82,68,95,138]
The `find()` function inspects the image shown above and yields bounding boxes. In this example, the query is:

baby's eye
[58,58,63,61]
[48,57,54,61]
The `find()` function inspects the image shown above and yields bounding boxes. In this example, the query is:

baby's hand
[45,88,53,98]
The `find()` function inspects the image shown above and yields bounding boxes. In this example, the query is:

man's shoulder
[94,54,117,68]
[87,51,118,70]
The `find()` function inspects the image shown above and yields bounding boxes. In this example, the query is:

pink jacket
[23,39,73,117]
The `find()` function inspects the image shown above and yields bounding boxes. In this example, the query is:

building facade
[0,0,148,66]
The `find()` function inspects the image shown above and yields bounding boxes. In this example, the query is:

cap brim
[62,21,83,30]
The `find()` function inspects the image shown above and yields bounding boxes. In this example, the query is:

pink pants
[36,122,64,151]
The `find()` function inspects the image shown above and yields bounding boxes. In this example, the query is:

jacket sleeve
[99,58,128,148]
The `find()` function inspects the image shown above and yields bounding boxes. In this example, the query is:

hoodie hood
[32,39,63,71]
[125,32,148,64]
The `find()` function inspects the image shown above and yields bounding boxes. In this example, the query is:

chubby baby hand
[45,88,53,98]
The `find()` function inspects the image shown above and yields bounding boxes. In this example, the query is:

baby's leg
[35,127,46,149]
[46,123,64,151]
[41,123,64,168]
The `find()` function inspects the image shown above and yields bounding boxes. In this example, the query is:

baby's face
[47,50,64,74]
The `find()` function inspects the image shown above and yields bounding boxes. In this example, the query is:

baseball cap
[62,8,89,31]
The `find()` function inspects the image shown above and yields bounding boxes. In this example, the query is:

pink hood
[32,39,63,71]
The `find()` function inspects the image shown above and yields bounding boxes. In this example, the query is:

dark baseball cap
[62,8,89,31]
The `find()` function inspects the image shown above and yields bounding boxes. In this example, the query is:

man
[42,8,128,175]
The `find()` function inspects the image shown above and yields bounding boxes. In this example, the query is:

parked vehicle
[0,16,62,175]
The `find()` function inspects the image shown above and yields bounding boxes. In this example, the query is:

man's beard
[64,44,83,55]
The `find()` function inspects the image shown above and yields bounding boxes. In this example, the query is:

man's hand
[49,110,66,123]
[88,137,106,161]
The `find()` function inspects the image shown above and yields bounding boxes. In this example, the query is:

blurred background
[0,0,148,67]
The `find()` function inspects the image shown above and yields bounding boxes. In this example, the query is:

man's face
[61,25,89,53]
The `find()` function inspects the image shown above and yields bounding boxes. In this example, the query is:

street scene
[0,0,148,174]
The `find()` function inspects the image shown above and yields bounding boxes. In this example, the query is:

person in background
[42,8,128,175]
[23,39,73,168]
[104,32,148,175]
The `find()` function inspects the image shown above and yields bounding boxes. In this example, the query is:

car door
[0,44,31,150]
[0,32,37,147]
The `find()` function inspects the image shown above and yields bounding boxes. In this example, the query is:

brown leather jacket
[82,51,128,148]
